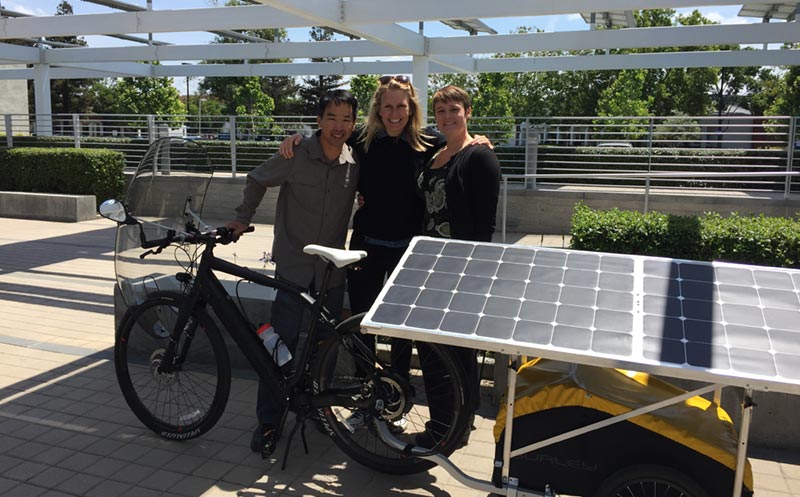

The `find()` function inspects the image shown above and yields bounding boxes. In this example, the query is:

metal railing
[499,170,800,243]
[2,113,798,193]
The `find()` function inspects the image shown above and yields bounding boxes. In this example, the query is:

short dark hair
[318,90,358,121]
[432,85,471,113]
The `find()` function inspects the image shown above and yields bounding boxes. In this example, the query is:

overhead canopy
[0,0,798,120]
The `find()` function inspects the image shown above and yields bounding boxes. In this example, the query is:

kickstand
[280,415,310,470]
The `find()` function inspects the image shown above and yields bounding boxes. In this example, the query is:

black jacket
[441,145,501,242]
[351,129,442,241]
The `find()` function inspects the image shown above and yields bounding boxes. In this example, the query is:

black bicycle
[100,198,470,475]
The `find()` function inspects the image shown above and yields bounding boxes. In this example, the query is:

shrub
[0,147,125,206]
[570,202,800,268]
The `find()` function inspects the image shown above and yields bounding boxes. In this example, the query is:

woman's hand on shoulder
[470,134,494,150]
[279,134,303,159]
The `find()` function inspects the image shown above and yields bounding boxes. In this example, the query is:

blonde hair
[361,78,428,153]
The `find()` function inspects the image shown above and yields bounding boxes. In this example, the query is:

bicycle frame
[159,238,369,412]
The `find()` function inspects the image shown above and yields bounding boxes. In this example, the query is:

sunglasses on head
[379,75,411,85]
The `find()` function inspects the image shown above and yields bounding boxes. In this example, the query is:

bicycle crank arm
[307,392,372,410]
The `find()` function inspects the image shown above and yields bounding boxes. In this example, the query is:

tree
[297,27,344,114]
[113,76,186,125]
[199,0,298,115]
[348,74,379,116]
[769,65,800,116]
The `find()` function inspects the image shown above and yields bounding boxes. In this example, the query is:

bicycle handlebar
[138,225,255,259]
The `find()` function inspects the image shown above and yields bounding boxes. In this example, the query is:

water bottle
[256,323,292,369]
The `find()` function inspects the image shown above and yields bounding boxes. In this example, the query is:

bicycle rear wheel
[312,314,470,474]
[115,291,231,440]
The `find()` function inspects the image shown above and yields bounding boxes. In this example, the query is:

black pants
[348,234,411,377]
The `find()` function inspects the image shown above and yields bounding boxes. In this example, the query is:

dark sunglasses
[379,74,411,85]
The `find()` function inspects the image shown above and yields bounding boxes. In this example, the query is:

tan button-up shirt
[234,132,358,290]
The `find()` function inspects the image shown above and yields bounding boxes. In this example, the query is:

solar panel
[361,236,800,395]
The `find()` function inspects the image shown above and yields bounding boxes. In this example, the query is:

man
[226,89,358,457]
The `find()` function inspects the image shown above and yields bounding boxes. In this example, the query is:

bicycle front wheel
[312,314,470,474]
[115,291,231,440]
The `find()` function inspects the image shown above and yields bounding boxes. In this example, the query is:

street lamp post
[181,62,191,136]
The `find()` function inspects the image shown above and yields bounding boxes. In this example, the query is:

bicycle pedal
[261,441,276,460]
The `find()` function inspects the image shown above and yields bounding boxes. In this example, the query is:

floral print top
[418,156,451,238]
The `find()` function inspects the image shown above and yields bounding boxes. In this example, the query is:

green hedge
[570,203,800,268]
[0,147,126,206]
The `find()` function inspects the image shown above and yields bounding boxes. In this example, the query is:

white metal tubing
[501,356,518,484]
[4,114,12,147]
[733,388,754,497]
[786,116,798,199]
[72,114,80,148]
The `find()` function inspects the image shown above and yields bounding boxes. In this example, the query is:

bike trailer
[492,358,754,497]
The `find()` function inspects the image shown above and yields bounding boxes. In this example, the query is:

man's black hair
[318,90,358,121]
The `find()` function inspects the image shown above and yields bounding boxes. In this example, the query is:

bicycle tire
[312,314,470,474]
[594,464,710,497]
[115,291,231,440]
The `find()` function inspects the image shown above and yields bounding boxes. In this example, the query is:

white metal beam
[478,49,800,72]
[430,21,800,55]
[321,0,748,24]
[0,5,309,39]
[42,40,404,64]
[54,61,153,77]
[0,42,40,63]
[4,49,797,81]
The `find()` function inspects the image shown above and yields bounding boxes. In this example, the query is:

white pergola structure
[1,0,798,133]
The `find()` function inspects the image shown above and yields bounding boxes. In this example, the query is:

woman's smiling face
[378,89,411,137]
[434,99,470,138]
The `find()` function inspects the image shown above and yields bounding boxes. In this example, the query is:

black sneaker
[250,423,278,458]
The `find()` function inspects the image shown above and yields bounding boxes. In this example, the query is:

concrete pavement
[0,217,798,497]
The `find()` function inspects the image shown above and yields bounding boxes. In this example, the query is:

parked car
[597,142,633,148]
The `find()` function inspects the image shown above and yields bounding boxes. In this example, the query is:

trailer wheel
[595,464,710,497]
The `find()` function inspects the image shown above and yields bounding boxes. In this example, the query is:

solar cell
[361,236,800,395]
